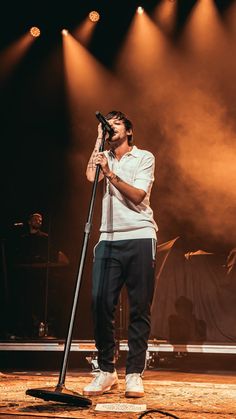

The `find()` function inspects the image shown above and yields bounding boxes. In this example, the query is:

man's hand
[97,122,109,142]
[94,152,110,176]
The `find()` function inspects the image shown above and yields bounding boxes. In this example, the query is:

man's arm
[86,123,110,182]
[94,152,147,206]
[105,172,146,206]
[86,137,104,182]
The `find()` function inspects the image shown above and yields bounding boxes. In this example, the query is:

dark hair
[105,110,133,145]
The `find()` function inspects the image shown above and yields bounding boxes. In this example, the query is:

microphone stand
[26,128,107,407]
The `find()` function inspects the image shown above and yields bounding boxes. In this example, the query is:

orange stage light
[62,32,122,134]
[116,8,170,80]
[137,7,144,15]
[179,0,226,52]
[0,33,34,83]
[89,11,100,22]
[73,14,98,47]
[61,29,69,36]
[30,27,41,38]
[153,0,177,36]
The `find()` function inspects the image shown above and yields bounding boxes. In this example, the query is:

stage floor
[1,367,236,418]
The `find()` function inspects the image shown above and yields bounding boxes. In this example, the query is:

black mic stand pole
[26,128,107,407]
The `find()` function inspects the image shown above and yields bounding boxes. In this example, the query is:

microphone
[95,111,114,136]
[14,222,24,227]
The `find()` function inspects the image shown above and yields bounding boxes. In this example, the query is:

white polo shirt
[99,145,158,241]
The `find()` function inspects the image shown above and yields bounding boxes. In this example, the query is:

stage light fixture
[30,27,41,37]
[137,6,144,14]
[89,11,100,22]
[61,29,69,36]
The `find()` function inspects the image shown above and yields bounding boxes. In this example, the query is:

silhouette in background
[7,212,69,339]
[168,296,207,344]
[15,213,68,265]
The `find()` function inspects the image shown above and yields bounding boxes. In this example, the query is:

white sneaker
[83,370,119,396]
[125,373,144,398]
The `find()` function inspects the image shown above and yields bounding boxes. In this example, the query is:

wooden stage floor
[1,364,236,419]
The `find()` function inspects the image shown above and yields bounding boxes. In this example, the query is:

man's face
[106,117,132,145]
[29,214,42,230]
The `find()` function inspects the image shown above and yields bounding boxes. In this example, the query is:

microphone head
[95,111,114,136]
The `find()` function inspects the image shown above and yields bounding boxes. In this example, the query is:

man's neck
[110,141,133,160]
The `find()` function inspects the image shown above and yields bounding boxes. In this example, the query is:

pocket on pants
[93,241,100,261]
[151,239,157,261]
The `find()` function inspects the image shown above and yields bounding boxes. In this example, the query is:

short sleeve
[133,152,155,193]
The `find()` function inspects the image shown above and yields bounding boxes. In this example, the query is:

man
[10,212,69,337]
[28,212,44,234]
[23,213,49,263]
[18,213,68,264]
[83,111,157,398]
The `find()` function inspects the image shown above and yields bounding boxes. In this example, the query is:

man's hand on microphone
[94,152,110,176]
[97,123,109,143]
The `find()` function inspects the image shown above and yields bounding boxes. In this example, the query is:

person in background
[16,212,68,265]
[8,212,69,338]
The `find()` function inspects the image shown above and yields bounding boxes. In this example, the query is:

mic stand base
[26,385,92,407]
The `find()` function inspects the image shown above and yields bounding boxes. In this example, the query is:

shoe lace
[92,370,108,385]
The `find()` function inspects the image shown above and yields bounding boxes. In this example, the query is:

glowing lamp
[89,11,100,22]
[61,29,69,36]
[30,27,41,37]
[137,6,144,15]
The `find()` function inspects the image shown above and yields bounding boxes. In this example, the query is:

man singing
[83,111,157,398]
